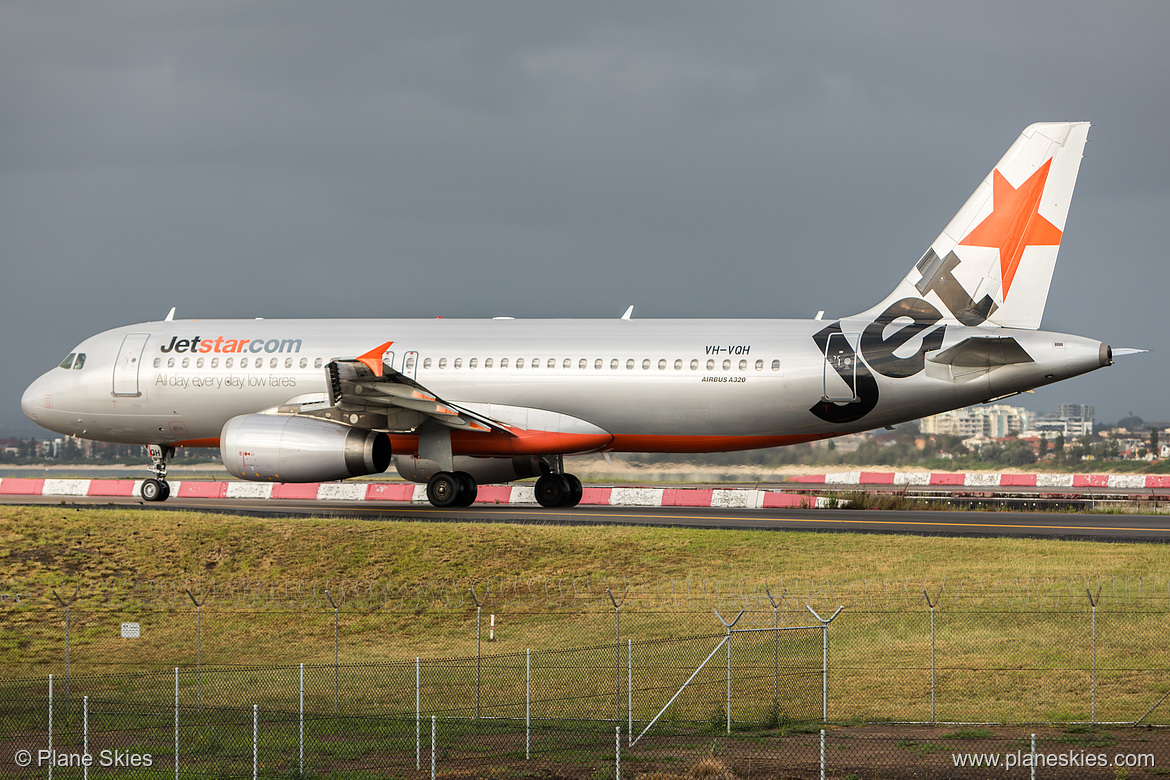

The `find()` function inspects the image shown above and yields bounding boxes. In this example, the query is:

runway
[5,493,1170,542]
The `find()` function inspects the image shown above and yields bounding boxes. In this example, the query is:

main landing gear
[141,444,174,502]
[423,469,583,509]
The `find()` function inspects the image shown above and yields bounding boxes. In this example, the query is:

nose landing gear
[141,444,174,502]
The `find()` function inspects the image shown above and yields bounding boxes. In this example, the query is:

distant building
[1028,403,1095,438]
[919,404,1035,439]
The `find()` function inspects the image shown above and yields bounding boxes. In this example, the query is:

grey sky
[2,2,1167,437]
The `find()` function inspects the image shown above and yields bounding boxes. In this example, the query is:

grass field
[3,505,1170,725]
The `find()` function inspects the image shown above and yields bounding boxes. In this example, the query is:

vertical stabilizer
[861,122,1090,330]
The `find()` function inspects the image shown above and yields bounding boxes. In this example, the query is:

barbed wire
[5,574,1170,612]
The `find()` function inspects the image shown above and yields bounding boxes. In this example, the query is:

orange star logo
[959,158,1062,299]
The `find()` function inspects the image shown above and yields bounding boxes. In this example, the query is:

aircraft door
[112,332,150,396]
[822,332,861,403]
[403,351,419,380]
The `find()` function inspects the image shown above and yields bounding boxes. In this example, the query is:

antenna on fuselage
[621,305,634,320]
[164,307,176,322]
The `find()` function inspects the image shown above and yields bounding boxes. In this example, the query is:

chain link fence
[4,577,1170,776]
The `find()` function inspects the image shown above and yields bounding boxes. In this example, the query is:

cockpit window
[59,353,76,369]
[73,353,86,369]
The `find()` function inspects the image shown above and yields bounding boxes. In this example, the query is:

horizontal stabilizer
[928,336,1034,368]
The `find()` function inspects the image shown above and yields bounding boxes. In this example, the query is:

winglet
[357,341,395,377]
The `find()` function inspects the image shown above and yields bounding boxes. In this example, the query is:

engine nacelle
[221,414,391,482]
[394,454,543,485]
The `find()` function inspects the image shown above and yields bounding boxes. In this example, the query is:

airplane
[22,122,1126,508]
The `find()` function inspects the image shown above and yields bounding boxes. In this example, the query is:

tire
[563,474,583,508]
[534,473,570,508]
[426,472,461,508]
[159,480,171,501]
[454,471,478,506]
[141,478,165,502]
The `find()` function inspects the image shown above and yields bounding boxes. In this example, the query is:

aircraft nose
[21,376,47,422]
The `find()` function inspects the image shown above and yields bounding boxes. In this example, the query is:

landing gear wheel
[535,473,571,508]
[454,471,478,507]
[141,478,169,502]
[563,474,583,508]
[426,471,461,508]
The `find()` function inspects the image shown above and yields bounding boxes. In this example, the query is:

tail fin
[861,122,1090,330]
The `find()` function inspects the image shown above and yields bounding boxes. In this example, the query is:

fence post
[186,588,205,713]
[820,728,825,780]
[765,587,786,721]
[1030,733,1037,780]
[299,663,304,777]
[469,585,488,720]
[325,589,339,715]
[806,605,845,722]
[714,609,745,734]
[253,704,258,780]
[416,657,421,771]
[607,588,628,725]
[174,668,179,780]
[526,648,531,760]
[431,715,436,780]
[52,584,79,707]
[48,674,52,780]
[923,587,942,724]
[628,638,632,745]
[83,695,88,780]
[616,725,621,780]
[1087,585,1101,724]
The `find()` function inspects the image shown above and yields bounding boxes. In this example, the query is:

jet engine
[394,454,543,484]
[221,414,391,482]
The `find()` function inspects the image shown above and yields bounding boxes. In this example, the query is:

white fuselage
[22,315,1109,456]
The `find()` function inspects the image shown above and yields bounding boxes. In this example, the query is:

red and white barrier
[786,472,1170,489]
[0,478,829,509]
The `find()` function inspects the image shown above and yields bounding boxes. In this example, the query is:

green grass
[4,506,1170,726]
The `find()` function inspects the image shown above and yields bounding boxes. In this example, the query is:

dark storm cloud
[2,1,1167,434]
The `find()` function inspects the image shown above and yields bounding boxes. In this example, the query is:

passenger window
[484,358,493,369]
[182,358,190,368]
[674,359,682,370]
[197,358,205,369]
[469,358,478,369]
[706,359,715,370]
[240,358,249,368]
[285,358,292,368]
[642,359,650,370]
[438,358,448,369]
[771,359,781,371]
[755,359,763,371]
[516,358,524,369]
[595,359,603,370]
[610,359,618,370]
[270,358,278,368]
[548,358,556,369]
[167,358,175,368]
[59,353,76,369]
[626,359,635,370]
[314,358,323,369]
[579,359,587,369]
[454,358,463,369]
[658,359,666,370]
[406,356,415,371]
[153,357,161,368]
[722,359,731,370]
[533,359,540,369]
[424,358,433,369]
[738,359,747,371]
[225,358,233,368]
[501,358,509,369]
[690,359,699,370]
[299,358,307,369]
[73,354,86,369]
[211,358,219,368]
